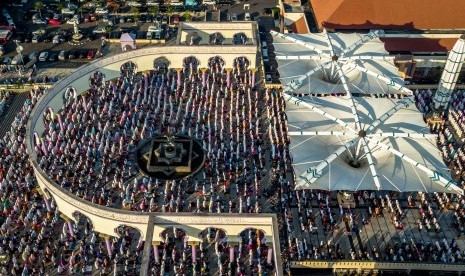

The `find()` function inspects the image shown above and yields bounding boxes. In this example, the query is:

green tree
[148,6,158,17]
[132,7,140,24]
[167,6,174,25]
[56,2,64,11]
[184,10,191,21]
[34,1,43,17]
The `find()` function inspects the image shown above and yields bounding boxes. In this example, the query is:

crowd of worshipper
[32,56,281,274]
[3,68,465,275]
[283,189,465,264]
[0,90,11,115]
[415,88,465,239]
[0,88,151,275]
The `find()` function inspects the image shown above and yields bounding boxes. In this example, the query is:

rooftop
[309,0,465,31]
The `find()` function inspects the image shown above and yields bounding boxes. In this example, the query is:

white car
[147,1,159,6]
[61,8,75,15]
[127,1,142,7]
[203,0,216,5]
[67,15,80,25]
[39,51,49,62]
[245,13,251,21]
[95,7,108,15]
[33,18,47,24]
[170,0,184,6]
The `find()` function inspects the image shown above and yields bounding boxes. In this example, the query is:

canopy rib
[335,64,362,131]
[283,93,358,133]
[361,137,382,190]
[323,30,363,131]
[276,55,328,61]
[288,131,355,136]
[295,139,358,189]
[365,137,464,195]
[270,30,331,58]
[368,132,437,139]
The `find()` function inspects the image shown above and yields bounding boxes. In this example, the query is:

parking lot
[0,0,280,84]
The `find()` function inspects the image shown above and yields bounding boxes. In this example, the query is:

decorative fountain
[136,134,205,180]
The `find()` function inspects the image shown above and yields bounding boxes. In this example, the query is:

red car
[87,50,96,59]
[49,19,62,25]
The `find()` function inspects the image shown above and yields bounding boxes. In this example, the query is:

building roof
[310,0,465,30]
[289,15,310,34]
[381,38,457,53]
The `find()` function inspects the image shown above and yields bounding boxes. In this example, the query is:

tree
[35,1,43,17]
[184,10,191,22]
[148,6,158,17]
[132,7,140,24]
[78,6,83,18]
[56,2,64,11]
[167,6,174,25]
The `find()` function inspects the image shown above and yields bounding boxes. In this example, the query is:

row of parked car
[37,49,98,62]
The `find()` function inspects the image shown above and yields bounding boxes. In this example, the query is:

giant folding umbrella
[272,30,463,195]
[271,30,410,96]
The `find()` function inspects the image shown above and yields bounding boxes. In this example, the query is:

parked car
[53,13,62,20]
[38,51,49,61]
[52,35,64,44]
[48,52,57,62]
[95,7,108,15]
[147,1,159,6]
[203,0,216,5]
[170,0,184,6]
[32,34,41,43]
[61,8,75,15]
[245,13,251,21]
[231,13,237,21]
[28,51,38,60]
[79,50,87,59]
[93,26,107,34]
[68,50,76,59]
[127,1,142,7]
[155,14,162,23]
[119,16,126,24]
[87,50,95,59]
[162,15,168,24]
[49,18,62,25]
[67,14,80,24]
[58,50,66,60]
[33,18,47,24]
[172,15,179,25]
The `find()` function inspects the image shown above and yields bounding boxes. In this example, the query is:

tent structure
[433,35,465,110]
[271,30,410,96]
[271,30,464,195]
[120,33,136,51]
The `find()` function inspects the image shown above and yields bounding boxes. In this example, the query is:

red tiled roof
[290,16,310,34]
[310,0,465,30]
[381,38,457,53]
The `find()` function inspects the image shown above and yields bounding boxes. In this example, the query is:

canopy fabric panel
[272,31,407,95]
[287,96,461,194]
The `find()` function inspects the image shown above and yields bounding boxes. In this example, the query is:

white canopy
[286,95,464,195]
[271,30,410,96]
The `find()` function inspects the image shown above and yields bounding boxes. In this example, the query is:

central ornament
[137,135,205,180]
